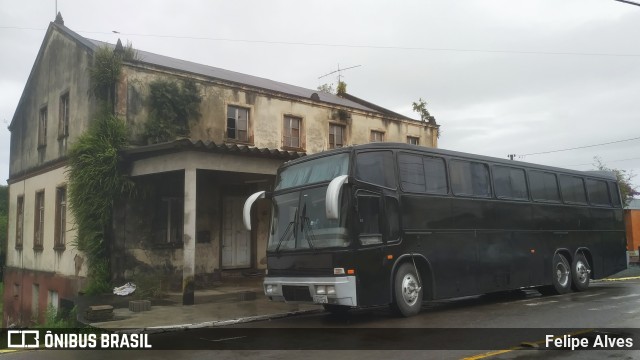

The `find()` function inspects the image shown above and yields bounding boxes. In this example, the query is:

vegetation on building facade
[144,79,202,144]
[68,45,137,294]
[67,110,136,294]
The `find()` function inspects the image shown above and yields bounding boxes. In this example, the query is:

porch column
[182,167,197,305]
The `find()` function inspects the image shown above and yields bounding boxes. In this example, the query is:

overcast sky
[2,0,640,190]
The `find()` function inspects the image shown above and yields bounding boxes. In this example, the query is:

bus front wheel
[571,253,590,292]
[392,263,423,317]
[551,253,572,294]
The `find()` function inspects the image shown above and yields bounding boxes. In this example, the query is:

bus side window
[385,196,400,242]
[586,179,611,206]
[450,160,491,197]
[609,182,622,207]
[529,171,561,202]
[494,166,528,200]
[357,193,383,245]
[559,175,588,205]
[356,151,397,189]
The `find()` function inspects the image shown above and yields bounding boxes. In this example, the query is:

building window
[370,130,384,143]
[32,284,40,319]
[329,124,345,149]
[34,190,45,250]
[54,186,67,250]
[48,290,59,311]
[407,136,419,145]
[38,106,48,162]
[226,105,249,142]
[15,196,24,249]
[283,115,302,149]
[58,93,69,156]
[158,197,183,245]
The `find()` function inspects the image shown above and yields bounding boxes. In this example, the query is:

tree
[593,157,639,206]
[412,98,432,122]
[412,98,440,138]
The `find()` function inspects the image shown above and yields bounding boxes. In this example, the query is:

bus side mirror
[326,175,349,220]
[243,191,266,231]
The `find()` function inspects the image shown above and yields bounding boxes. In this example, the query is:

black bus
[243,143,627,317]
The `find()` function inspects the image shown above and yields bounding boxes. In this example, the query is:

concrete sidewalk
[86,266,640,333]
[87,275,322,332]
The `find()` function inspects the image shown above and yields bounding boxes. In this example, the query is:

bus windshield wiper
[276,208,297,253]
[300,204,316,249]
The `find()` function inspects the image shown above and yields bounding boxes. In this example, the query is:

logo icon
[7,330,40,348]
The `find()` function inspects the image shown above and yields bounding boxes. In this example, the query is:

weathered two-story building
[4,14,438,325]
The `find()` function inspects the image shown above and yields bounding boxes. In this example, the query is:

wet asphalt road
[3,278,640,359]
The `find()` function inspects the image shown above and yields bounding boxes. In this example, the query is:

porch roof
[122,138,306,161]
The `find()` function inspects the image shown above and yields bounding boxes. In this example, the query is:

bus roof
[281,143,617,181]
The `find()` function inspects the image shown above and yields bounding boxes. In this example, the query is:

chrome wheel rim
[401,273,420,306]
[556,261,569,287]
[575,260,589,284]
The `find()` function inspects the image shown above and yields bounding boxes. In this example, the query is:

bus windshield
[275,153,350,190]
[268,185,350,251]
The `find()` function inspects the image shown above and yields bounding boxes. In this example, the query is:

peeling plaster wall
[9,28,94,176]
[118,65,436,152]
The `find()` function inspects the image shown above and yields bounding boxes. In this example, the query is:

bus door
[353,190,398,306]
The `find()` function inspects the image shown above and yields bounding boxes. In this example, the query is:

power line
[518,136,640,157]
[565,156,640,167]
[615,0,640,7]
[3,25,640,58]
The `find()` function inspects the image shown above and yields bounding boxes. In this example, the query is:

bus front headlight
[327,286,336,295]
[266,284,274,294]
[316,285,326,295]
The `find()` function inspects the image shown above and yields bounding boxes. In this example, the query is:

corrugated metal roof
[122,138,306,160]
[626,199,640,210]
[53,23,383,114]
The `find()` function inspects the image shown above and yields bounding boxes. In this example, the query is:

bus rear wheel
[392,263,423,317]
[571,253,590,292]
[551,253,572,294]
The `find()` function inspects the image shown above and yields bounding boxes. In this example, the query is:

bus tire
[392,262,423,317]
[551,253,572,294]
[571,253,590,292]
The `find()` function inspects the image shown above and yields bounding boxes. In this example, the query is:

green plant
[144,79,201,143]
[89,46,122,107]
[122,40,139,62]
[317,83,335,94]
[132,271,165,299]
[336,81,347,95]
[37,305,77,328]
[67,110,136,294]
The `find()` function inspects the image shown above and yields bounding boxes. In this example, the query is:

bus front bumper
[263,276,358,307]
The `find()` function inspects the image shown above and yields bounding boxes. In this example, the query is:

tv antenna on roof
[319,64,362,83]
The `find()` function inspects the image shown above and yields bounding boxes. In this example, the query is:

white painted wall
[7,166,86,277]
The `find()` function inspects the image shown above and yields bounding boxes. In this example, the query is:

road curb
[115,308,325,335]
[598,276,640,282]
